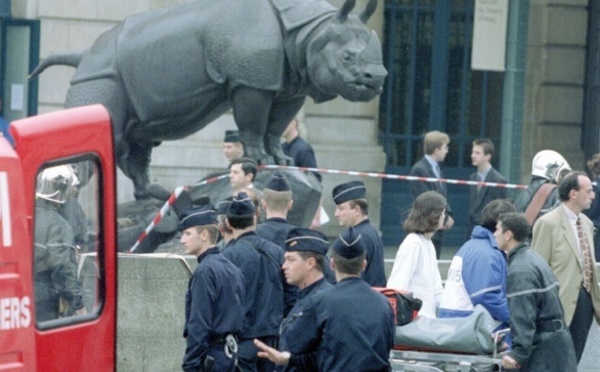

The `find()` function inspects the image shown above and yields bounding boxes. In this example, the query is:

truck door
[11,105,117,371]
[0,135,36,370]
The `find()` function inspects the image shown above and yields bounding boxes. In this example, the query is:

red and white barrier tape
[259,164,527,190]
[129,166,526,252]
[129,174,230,252]
[191,173,230,187]
[129,186,187,253]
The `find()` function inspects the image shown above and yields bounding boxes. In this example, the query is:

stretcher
[389,306,509,372]
[390,329,508,371]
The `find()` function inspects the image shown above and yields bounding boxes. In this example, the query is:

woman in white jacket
[387,191,446,318]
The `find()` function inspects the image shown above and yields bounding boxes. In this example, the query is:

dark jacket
[506,243,577,371]
[255,217,296,250]
[256,217,336,284]
[281,277,333,372]
[515,177,560,222]
[353,219,387,287]
[285,277,394,372]
[282,136,322,182]
[182,247,245,372]
[222,231,293,339]
[409,157,453,249]
[34,200,84,321]
[467,167,508,236]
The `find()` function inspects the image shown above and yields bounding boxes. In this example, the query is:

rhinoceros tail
[28,52,83,80]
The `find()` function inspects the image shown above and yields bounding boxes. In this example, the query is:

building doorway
[379,0,504,246]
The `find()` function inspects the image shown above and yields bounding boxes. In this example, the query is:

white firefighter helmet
[36,165,77,203]
[531,150,571,183]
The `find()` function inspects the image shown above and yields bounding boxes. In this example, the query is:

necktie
[477,174,483,192]
[576,217,594,293]
[434,164,441,179]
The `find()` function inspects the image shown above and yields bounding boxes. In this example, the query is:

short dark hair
[403,191,447,234]
[558,171,587,202]
[473,138,495,157]
[331,250,365,275]
[226,214,254,230]
[480,199,516,233]
[497,212,530,242]
[297,251,325,273]
[229,157,258,181]
[348,199,369,215]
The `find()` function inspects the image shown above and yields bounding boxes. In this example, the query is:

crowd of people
[177,124,600,371]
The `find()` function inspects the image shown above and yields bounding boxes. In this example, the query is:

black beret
[285,228,329,255]
[332,181,366,205]
[226,192,255,217]
[224,130,241,143]
[179,204,217,230]
[265,171,291,192]
[332,227,365,259]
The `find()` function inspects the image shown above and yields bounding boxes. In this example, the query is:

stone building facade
[6,0,595,239]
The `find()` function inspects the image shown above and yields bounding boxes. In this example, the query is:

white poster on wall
[10,84,24,111]
[471,0,509,71]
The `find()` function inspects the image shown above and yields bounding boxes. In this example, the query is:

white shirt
[387,233,444,318]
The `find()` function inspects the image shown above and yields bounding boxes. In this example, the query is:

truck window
[33,160,102,327]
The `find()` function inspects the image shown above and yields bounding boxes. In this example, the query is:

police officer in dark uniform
[222,192,294,372]
[180,205,245,372]
[256,171,297,248]
[278,228,333,371]
[257,172,335,284]
[281,118,322,182]
[332,180,386,286]
[254,227,394,371]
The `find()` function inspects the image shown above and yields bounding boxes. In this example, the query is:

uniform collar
[197,246,220,263]
[298,276,327,299]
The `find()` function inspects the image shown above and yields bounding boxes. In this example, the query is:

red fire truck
[0,105,117,370]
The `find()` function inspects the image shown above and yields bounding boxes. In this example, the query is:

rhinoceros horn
[334,0,356,23]
[359,0,378,24]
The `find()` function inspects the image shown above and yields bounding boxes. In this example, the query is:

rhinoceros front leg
[231,86,275,164]
[118,141,153,200]
[265,96,306,165]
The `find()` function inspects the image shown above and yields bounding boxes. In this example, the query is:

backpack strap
[524,183,557,226]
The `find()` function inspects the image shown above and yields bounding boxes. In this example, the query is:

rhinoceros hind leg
[265,133,293,166]
[243,139,275,165]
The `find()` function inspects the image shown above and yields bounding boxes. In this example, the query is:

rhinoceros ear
[335,0,356,23]
[359,0,378,24]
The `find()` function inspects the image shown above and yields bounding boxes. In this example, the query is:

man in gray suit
[410,130,454,258]
[532,171,600,363]
[466,138,508,237]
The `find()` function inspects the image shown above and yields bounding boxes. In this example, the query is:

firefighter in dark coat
[493,213,577,371]
[34,165,86,321]
[222,192,295,372]
[255,227,394,372]
[514,150,571,225]
[180,205,245,372]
